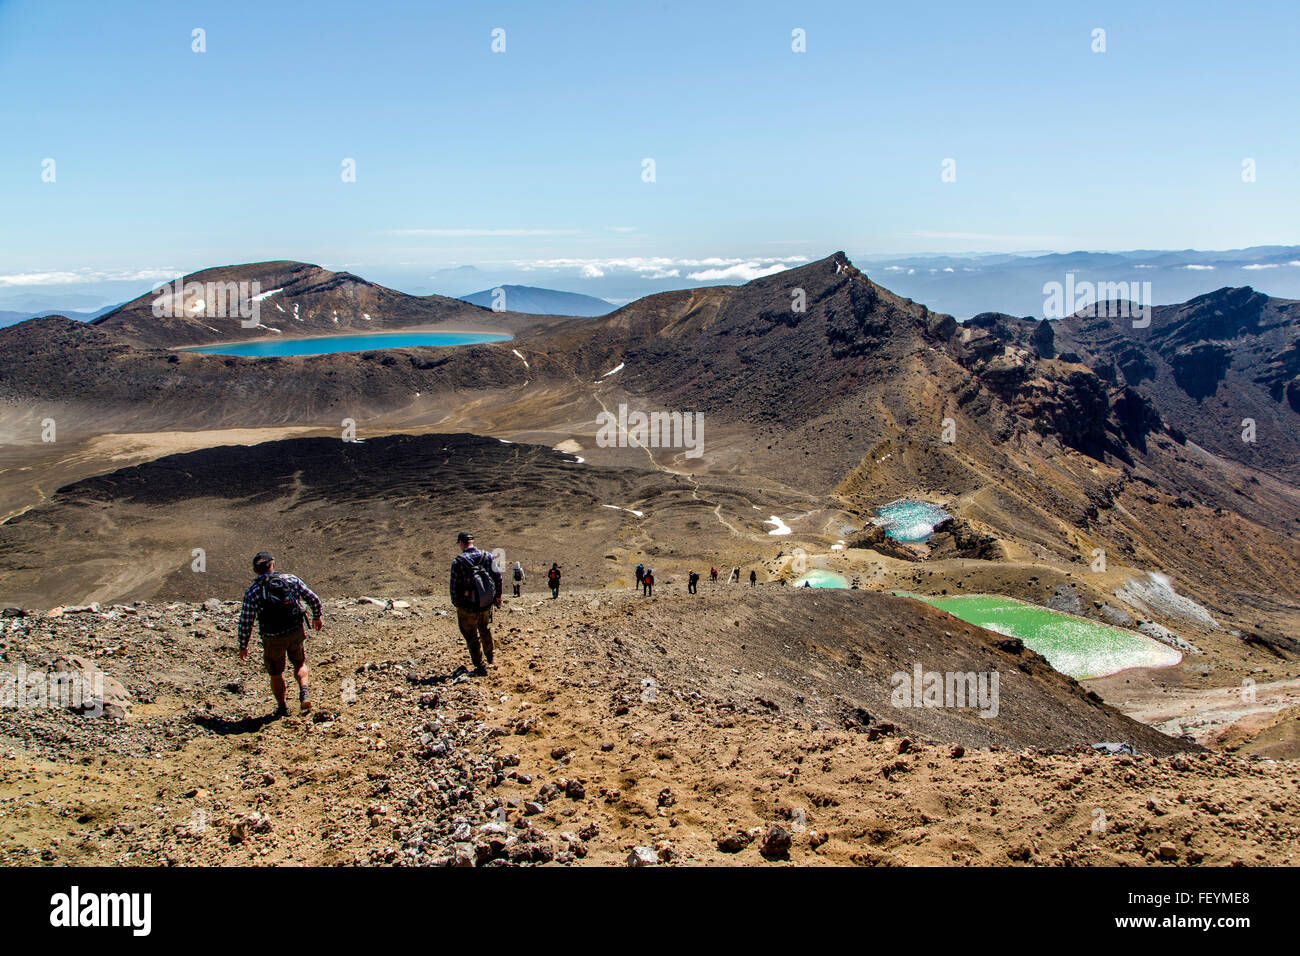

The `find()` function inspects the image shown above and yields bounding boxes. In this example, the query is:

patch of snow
[512,348,530,369]
[600,362,625,379]
[765,515,792,536]
[1114,572,1218,629]
[603,504,644,518]
[251,287,283,302]
[363,313,372,320]
[274,303,285,313]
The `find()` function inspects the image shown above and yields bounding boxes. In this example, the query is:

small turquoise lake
[794,569,849,589]
[873,499,952,541]
[183,331,511,357]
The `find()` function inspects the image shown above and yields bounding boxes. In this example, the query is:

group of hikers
[235,538,767,718]
[641,563,756,596]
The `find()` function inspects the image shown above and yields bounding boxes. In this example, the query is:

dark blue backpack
[258,573,304,633]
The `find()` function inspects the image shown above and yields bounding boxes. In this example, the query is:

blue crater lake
[182,331,511,357]
[873,499,952,542]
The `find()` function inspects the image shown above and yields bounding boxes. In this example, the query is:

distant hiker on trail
[635,563,645,589]
[710,567,718,585]
[642,568,654,597]
[750,569,757,587]
[511,561,524,597]
[688,569,700,594]
[548,563,561,599]
[237,551,323,718]
[450,532,502,676]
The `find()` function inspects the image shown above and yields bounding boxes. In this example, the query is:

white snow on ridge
[765,516,792,535]
[251,287,283,302]
[1115,572,1219,629]
[599,362,625,379]
[512,348,530,369]
[603,504,644,518]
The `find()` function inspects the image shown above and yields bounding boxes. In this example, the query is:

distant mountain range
[859,246,1300,319]
[457,285,614,317]
[4,251,1300,629]
[8,247,1298,330]
[0,304,117,329]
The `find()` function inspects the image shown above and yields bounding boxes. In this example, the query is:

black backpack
[457,551,497,610]
[513,566,523,581]
[258,573,304,633]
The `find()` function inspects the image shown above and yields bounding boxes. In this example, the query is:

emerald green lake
[897,592,1182,679]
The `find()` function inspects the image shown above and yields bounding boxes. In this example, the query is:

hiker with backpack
[237,551,323,718]
[511,561,524,597]
[450,532,502,676]
[750,569,757,587]
[688,569,699,594]
[635,563,645,589]
[642,568,654,597]
[710,567,718,585]
[547,563,561,599]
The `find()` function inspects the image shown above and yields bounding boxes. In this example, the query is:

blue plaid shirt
[237,573,322,649]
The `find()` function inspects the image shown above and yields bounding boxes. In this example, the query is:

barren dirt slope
[3,588,1296,867]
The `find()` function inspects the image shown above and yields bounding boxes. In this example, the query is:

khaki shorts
[262,622,307,677]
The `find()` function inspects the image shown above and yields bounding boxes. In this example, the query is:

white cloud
[686,262,792,281]
[389,228,580,237]
[1242,263,1277,270]
[513,255,808,283]
[1183,264,1215,270]
[0,268,177,287]
[905,231,1068,244]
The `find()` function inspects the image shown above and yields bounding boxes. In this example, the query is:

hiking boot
[272,703,289,719]
[472,664,488,677]
[300,700,312,715]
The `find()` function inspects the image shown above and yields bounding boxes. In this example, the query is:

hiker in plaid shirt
[237,551,323,717]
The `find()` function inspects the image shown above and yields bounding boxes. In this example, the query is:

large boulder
[50,655,132,719]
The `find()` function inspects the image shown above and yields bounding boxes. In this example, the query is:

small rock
[760,825,791,859]
[717,832,751,853]
[626,846,658,867]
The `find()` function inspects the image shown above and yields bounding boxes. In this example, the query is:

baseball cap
[456,532,474,544]
[253,551,274,572]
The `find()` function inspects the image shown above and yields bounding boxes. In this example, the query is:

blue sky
[2,0,1298,302]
